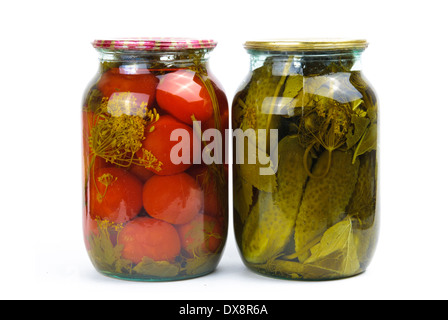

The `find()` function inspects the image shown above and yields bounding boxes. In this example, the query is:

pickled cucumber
[347,153,376,229]
[237,57,294,153]
[242,135,309,263]
[239,59,279,148]
[232,49,378,280]
[348,153,378,264]
[295,150,360,262]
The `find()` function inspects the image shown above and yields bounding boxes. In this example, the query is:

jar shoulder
[231,69,377,124]
[82,64,228,111]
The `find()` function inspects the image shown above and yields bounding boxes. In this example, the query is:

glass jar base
[244,262,367,282]
[88,253,223,282]
[95,267,217,282]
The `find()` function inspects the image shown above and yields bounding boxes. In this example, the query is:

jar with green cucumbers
[232,39,378,280]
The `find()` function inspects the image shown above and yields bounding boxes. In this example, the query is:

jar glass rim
[92,38,218,51]
[244,39,368,52]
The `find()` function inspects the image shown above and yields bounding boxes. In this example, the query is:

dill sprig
[88,93,160,169]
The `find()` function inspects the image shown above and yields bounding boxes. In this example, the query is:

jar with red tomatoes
[82,38,229,281]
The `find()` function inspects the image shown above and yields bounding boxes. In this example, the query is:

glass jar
[232,39,378,280]
[82,38,229,281]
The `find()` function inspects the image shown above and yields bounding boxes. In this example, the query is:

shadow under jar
[82,38,229,281]
[232,39,379,281]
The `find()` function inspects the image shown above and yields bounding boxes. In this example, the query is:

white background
[1,0,447,300]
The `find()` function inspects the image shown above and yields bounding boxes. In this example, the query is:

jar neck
[248,50,363,75]
[97,49,211,72]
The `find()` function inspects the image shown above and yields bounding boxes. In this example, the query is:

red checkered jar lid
[92,38,217,51]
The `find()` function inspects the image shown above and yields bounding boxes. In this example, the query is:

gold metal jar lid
[244,39,368,51]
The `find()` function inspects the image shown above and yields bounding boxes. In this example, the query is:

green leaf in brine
[133,257,181,278]
[349,71,378,122]
[283,74,304,98]
[346,114,370,150]
[233,172,254,224]
[351,99,367,117]
[278,74,309,116]
[183,255,218,276]
[258,257,341,280]
[353,123,377,163]
[282,75,329,117]
[305,217,360,276]
[238,166,277,193]
[83,88,104,113]
[115,258,133,274]
[237,142,278,193]
[88,219,132,273]
[262,259,305,280]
